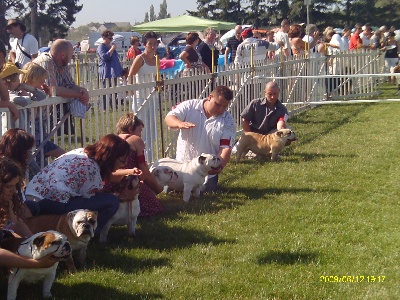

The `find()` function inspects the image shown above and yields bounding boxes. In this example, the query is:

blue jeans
[38,193,119,234]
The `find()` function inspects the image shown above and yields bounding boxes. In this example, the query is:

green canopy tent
[131,15,236,33]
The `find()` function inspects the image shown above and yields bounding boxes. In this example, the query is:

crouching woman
[25,134,130,235]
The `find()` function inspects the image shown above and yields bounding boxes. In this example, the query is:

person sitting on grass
[25,134,130,236]
[0,157,33,237]
[0,128,41,217]
[103,113,164,217]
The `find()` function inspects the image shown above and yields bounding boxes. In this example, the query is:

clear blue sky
[72,0,198,27]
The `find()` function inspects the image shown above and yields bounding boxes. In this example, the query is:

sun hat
[6,18,27,32]
[0,62,27,79]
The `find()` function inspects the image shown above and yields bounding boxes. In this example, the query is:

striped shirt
[33,52,75,88]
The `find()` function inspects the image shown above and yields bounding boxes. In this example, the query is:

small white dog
[152,153,221,202]
[99,175,140,243]
[7,230,71,300]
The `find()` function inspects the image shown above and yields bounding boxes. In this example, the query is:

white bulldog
[152,153,221,202]
[7,231,71,300]
[150,165,179,186]
[25,209,98,272]
[99,175,140,243]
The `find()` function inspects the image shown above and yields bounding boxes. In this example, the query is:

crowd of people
[0,17,399,276]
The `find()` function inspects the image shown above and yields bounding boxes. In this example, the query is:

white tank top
[135,56,156,83]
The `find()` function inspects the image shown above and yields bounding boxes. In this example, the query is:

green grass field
[2,84,400,299]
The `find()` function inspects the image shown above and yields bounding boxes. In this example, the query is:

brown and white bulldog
[7,231,71,300]
[25,209,98,272]
[236,129,297,162]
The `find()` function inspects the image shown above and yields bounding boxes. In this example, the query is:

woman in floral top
[25,134,130,234]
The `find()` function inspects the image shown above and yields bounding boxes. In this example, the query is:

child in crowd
[0,157,32,237]
[1,62,47,109]
[20,62,66,163]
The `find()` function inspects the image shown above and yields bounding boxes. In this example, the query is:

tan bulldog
[236,129,297,162]
[25,209,97,272]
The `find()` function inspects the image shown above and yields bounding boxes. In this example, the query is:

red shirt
[349,32,362,50]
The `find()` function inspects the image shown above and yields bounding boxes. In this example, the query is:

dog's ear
[67,210,78,223]
[276,131,284,137]
[198,155,207,164]
[88,211,98,227]
[33,233,47,249]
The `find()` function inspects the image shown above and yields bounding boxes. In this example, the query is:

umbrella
[94,34,124,46]
[131,15,236,32]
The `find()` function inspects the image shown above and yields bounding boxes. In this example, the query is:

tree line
[1,0,399,48]
[189,0,400,29]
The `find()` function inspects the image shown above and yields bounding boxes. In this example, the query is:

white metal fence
[0,49,387,174]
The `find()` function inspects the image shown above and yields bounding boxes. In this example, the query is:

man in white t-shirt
[359,23,372,48]
[6,18,38,68]
[235,29,282,64]
[165,86,236,192]
[275,19,290,58]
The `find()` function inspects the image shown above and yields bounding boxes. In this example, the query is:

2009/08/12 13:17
[320,275,386,283]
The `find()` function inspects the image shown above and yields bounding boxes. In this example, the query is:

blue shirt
[97,43,122,79]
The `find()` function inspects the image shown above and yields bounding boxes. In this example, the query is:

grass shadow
[256,250,319,265]
[102,222,236,251]
[282,151,358,162]
[156,191,247,217]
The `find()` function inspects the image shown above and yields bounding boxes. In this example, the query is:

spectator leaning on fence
[341,26,351,50]
[20,62,66,161]
[275,19,291,58]
[349,23,367,50]
[224,25,243,66]
[360,23,373,48]
[33,39,89,105]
